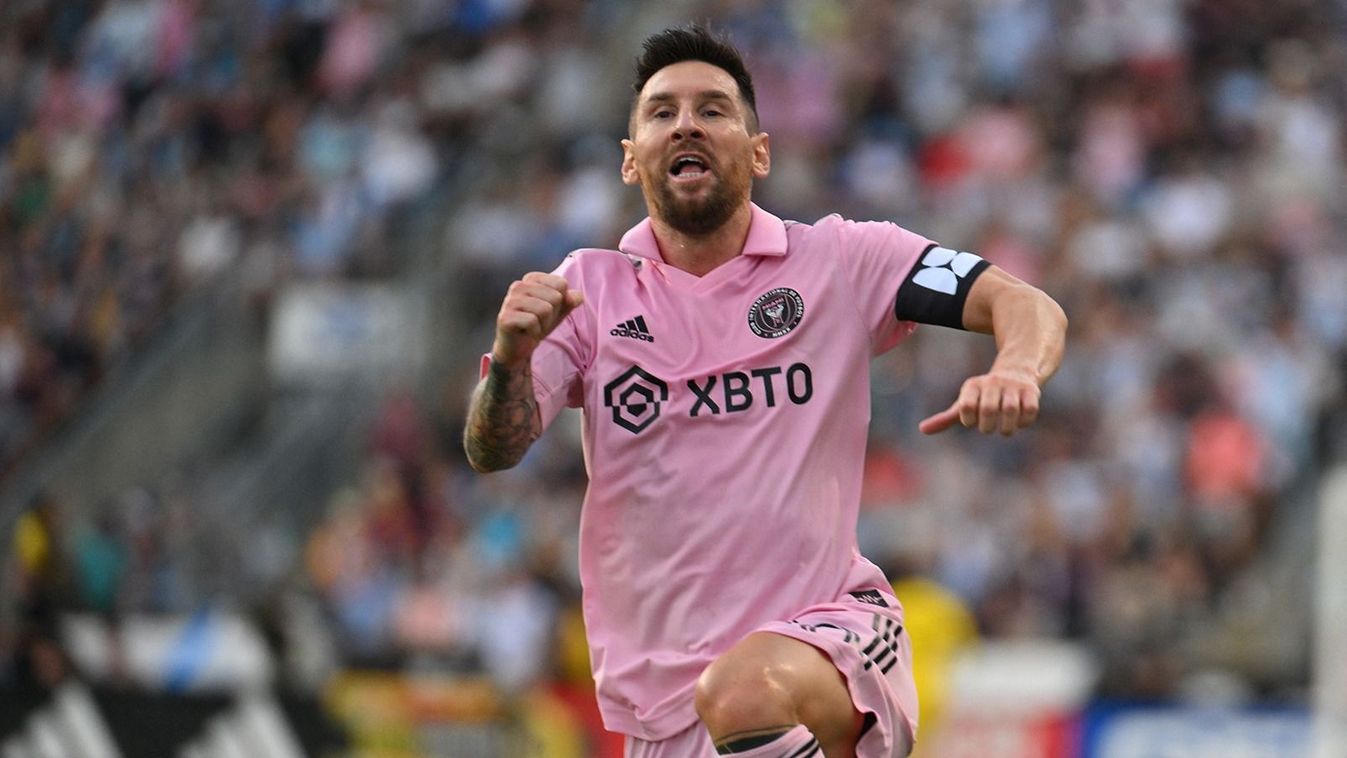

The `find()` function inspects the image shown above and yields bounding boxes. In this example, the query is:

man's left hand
[919,368,1041,436]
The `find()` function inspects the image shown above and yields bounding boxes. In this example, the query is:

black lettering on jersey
[750,366,782,407]
[723,371,752,412]
[862,616,904,674]
[790,620,861,647]
[786,363,813,404]
[814,622,861,645]
[685,363,812,417]
[894,244,991,330]
[688,376,720,416]
[849,589,890,608]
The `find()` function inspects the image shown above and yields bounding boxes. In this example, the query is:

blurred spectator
[7,493,74,690]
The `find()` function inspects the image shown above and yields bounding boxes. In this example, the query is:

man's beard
[650,170,745,237]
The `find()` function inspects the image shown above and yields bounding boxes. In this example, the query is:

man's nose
[672,110,705,140]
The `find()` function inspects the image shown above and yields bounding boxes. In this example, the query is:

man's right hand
[492,272,585,367]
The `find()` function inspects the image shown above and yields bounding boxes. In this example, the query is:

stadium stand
[2,0,1345,756]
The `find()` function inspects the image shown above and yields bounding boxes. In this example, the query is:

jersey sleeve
[830,218,932,354]
[832,217,990,354]
[479,255,593,432]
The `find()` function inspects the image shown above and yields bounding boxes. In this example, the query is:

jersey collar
[618,203,789,261]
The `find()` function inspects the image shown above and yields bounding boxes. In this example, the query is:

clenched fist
[492,272,584,368]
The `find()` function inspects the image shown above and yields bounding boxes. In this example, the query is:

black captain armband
[893,244,991,330]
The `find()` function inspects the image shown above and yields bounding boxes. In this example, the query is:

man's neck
[650,203,754,277]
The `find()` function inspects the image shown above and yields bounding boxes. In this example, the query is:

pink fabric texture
[522,204,932,740]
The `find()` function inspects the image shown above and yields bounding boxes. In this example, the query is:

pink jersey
[522,203,932,740]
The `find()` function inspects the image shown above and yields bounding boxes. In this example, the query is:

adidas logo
[2,683,122,758]
[178,696,306,758]
[913,246,983,295]
[610,315,655,342]
[0,683,310,758]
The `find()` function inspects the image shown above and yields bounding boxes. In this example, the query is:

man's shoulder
[783,213,896,251]
[781,213,833,247]
[557,247,648,277]
[792,213,909,235]
[785,213,923,254]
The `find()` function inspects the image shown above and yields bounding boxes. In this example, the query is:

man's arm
[464,359,543,472]
[463,272,583,472]
[919,266,1067,436]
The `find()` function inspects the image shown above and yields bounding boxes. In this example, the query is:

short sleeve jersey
[516,204,956,740]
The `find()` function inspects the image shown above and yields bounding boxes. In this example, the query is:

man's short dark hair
[631,25,759,133]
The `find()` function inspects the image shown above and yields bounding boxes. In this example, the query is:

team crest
[747,287,804,339]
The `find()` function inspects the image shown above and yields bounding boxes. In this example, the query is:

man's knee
[694,647,798,737]
[695,632,859,745]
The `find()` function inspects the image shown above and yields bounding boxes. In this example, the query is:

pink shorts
[625,590,917,758]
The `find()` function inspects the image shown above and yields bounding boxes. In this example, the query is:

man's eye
[653,110,674,119]
[704,109,722,117]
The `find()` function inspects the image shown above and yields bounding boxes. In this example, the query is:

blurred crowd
[5,0,1347,750]
[0,0,440,477]
[0,0,604,722]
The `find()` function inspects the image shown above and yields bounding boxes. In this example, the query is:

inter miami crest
[747,287,804,339]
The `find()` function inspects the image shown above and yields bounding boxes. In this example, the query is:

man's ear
[620,139,640,185]
[751,132,771,179]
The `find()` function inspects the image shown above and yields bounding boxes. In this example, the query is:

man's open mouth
[669,154,711,181]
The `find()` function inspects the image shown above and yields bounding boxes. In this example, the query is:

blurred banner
[323,672,624,758]
[910,639,1310,757]
[1081,704,1312,758]
[324,671,504,756]
[1314,466,1347,758]
[62,610,273,692]
[268,284,426,388]
[926,710,1079,758]
[921,639,1094,757]
[0,682,343,757]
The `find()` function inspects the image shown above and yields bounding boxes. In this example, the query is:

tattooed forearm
[463,359,542,472]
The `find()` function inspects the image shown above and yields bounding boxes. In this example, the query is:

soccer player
[464,26,1067,758]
